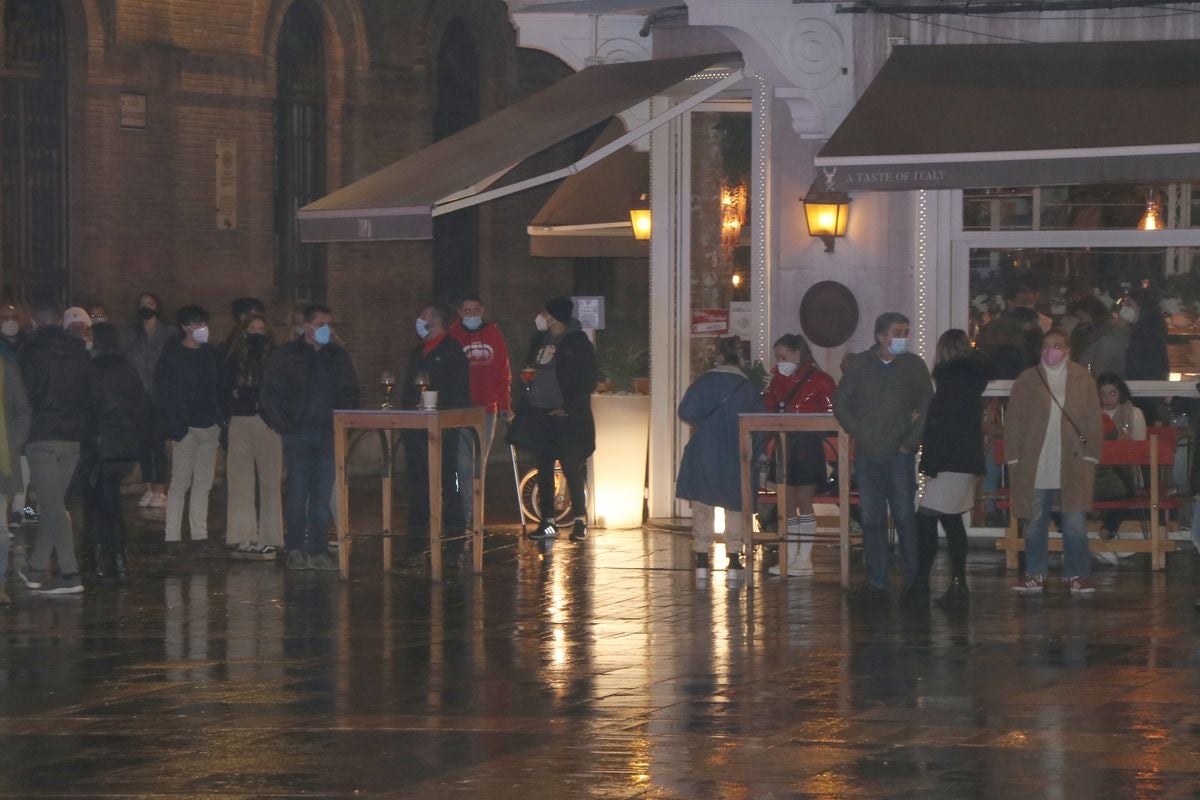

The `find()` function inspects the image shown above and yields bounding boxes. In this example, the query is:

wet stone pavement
[3,493,1200,798]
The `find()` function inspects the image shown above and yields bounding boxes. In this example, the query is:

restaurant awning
[299,52,742,242]
[527,119,649,259]
[813,39,1200,193]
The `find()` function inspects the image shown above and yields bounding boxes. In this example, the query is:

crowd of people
[0,291,597,602]
[677,274,1176,605]
[0,272,1180,606]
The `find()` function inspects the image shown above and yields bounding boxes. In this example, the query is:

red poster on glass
[691,308,730,336]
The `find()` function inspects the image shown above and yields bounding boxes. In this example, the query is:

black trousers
[534,416,588,523]
[85,460,134,554]
[402,429,465,555]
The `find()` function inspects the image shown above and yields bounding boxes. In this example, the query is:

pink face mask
[1042,347,1067,367]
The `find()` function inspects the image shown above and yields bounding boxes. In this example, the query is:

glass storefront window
[968,246,1200,379]
[964,183,1182,231]
[963,188,1034,231]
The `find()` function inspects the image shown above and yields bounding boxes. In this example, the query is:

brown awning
[527,119,649,259]
[299,52,741,242]
[814,39,1200,192]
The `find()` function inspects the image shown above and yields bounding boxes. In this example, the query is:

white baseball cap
[63,306,92,328]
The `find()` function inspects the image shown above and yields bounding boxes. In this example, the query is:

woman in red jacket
[763,333,837,576]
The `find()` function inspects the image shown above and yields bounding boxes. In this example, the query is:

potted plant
[596,344,648,394]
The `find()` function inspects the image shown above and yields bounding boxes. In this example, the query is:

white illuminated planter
[590,393,651,529]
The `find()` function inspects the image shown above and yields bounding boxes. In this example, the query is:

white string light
[753,75,770,362]
[916,189,930,362]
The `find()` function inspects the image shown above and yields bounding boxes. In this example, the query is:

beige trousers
[225,414,283,547]
[165,425,220,542]
[690,502,748,554]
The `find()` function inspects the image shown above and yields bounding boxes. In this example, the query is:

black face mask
[245,332,267,347]
[138,306,158,321]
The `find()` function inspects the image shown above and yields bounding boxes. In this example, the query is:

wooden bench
[995,427,1179,570]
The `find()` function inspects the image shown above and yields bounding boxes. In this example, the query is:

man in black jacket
[154,305,221,554]
[18,303,94,594]
[400,302,470,564]
[523,296,596,543]
[260,304,359,571]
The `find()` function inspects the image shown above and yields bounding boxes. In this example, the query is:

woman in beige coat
[1004,329,1103,594]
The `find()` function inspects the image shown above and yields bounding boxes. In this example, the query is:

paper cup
[420,390,438,410]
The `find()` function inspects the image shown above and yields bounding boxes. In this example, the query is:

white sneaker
[137,489,155,507]
[1093,551,1120,566]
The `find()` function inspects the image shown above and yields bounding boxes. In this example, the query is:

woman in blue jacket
[675,337,762,581]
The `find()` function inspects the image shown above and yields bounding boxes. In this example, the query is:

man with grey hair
[833,311,932,606]
[18,303,94,594]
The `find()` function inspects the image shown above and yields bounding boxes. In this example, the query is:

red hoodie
[448,320,512,413]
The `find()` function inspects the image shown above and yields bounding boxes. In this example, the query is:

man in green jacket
[834,312,932,604]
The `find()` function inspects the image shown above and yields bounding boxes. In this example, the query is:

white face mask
[1118,305,1138,324]
[888,337,908,356]
[192,325,210,345]
[776,361,798,377]
[1,320,19,338]
[535,314,549,332]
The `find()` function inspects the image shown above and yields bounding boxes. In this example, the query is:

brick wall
[6,0,648,405]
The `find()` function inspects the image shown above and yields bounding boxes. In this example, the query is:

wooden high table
[738,413,852,589]
[333,408,487,581]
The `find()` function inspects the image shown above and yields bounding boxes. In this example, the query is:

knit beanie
[545,296,574,325]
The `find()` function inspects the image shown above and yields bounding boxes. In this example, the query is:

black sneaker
[569,519,587,542]
[528,520,559,540]
[848,583,889,606]
[21,506,38,525]
[694,552,710,570]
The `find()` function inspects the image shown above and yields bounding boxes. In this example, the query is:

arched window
[274,0,327,304]
[1,0,67,305]
[433,20,479,303]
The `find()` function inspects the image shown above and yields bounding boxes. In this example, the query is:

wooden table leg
[335,419,351,580]
[382,430,393,571]
[429,424,443,582]
[473,422,485,575]
[778,435,790,578]
[838,433,850,589]
[740,423,755,589]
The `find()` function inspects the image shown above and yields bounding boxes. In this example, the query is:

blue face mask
[888,337,908,356]
[462,316,482,332]
[415,319,430,339]
[314,324,332,346]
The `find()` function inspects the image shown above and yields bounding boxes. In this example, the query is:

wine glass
[380,370,396,410]
[414,370,430,406]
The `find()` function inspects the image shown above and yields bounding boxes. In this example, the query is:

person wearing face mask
[153,305,221,556]
[518,296,597,543]
[448,294,512,530]
[399,302,470,567]
[833,311,933,606]
[0,304,28,361]
[120,292,174,509]
[17,303,94,594]
[1005,328,1103,594]
[259,304,359,571]
[761,333,836,578]
[1066,294,1127,378]
[676,336,762,583]
[219,313,282,562]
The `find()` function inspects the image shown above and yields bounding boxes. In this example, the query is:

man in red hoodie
[448,294,512,529]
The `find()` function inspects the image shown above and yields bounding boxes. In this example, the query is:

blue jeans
[1024,488,1089,579]
[856,452,918,589]
[282,428,334,556]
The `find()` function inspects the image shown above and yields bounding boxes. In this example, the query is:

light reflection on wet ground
[2,493,1200,798]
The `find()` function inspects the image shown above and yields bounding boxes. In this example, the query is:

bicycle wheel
[518,466,575,524]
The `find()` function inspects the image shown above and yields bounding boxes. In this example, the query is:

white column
[647,101,689,519]
[751,76,772,364]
